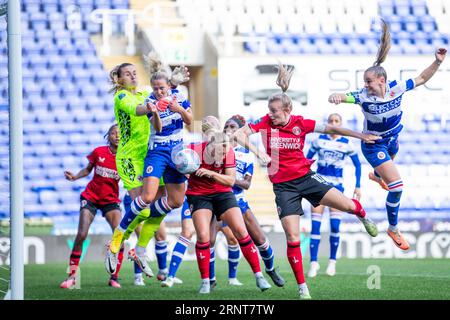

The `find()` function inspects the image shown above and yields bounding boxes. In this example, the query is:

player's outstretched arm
[328,93,354,105]
[64,162,94,181]
[318,124,381,144]
[414,48,447,87]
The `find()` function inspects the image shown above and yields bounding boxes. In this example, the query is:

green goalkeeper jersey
[114,89,150,160]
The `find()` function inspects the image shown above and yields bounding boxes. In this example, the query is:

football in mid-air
[174,148,201,174]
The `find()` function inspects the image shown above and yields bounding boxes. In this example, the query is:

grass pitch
[24,258,450,300]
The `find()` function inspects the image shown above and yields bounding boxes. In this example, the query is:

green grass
[24,258,450,300]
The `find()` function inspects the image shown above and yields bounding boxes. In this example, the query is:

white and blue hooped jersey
[232,146,255,200]
[147,89,191,150]
[307,134,360,187]
[349,79,415,138]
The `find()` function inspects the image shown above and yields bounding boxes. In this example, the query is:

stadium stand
[0,0,127,219]
[0,0,449,223]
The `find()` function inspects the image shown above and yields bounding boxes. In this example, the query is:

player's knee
[168,197,184,209]
[196,231,210,243]
[140,191,154,204]
[181,227,195,239]
[227,237,239,246]
[285,232,300,243]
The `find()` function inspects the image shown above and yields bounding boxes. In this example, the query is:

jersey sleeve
[389,79,415,94]
[302,118,316,134]
[244,153,255,176]
[306,139,319,159]
[224,148,236,168]
[248,115,269,133]
[347,140,357,156]
[115,91,137,115]
[86,148,97,165]
[173,91,191,110]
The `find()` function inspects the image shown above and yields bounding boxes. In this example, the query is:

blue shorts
[222,197,250,228]
[181,198,191,221]
[143,148,187,184]
[361,135,399,169]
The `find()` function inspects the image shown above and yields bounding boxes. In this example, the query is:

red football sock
[287,241,305,284]
[112,247,125,279]
[195,241,211,280]
[238,234,261,274]
[69,250,82,276]
[351,199,366,218]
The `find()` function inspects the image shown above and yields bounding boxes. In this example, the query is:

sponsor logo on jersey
[98,157,105,163]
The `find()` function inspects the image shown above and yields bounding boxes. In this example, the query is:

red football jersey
[248,114,316,184]
[81,146,120,205]
[186,142,236,196]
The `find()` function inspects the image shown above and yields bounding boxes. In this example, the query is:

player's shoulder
[114,89,129,101]
[171,89,187,101]
[93,145,109,154]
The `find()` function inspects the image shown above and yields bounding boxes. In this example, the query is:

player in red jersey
[186,123,271,294]
[60,124,124,289]
[233,63,380,299]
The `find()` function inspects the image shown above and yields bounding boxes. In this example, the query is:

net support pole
[8,0,24,300]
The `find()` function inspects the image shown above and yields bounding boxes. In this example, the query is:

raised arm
[233,125,271,165]
[414,48,447,87]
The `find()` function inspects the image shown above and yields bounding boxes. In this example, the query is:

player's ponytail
[109,63,134,94]
[144,51,170,84]
[366,20,390,80]
[145,51,189,87]
[374,20,391,67]
[275,61,294,93]
[268,61,294,112]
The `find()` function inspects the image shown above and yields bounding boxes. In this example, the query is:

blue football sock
[257,240,274,271]
[150,196,172,218]
[310,213,322,262]
[155,240,168,271]
[227,245,240,279]
[209,247,216,281]
[386,180,403,227]
[119,196,148,230]
[168,236,191,278]
[329,216,341,261]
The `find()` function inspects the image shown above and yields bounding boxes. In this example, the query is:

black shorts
[186,192,238,220]
[80,195,121,217]
[273,171,333,219]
